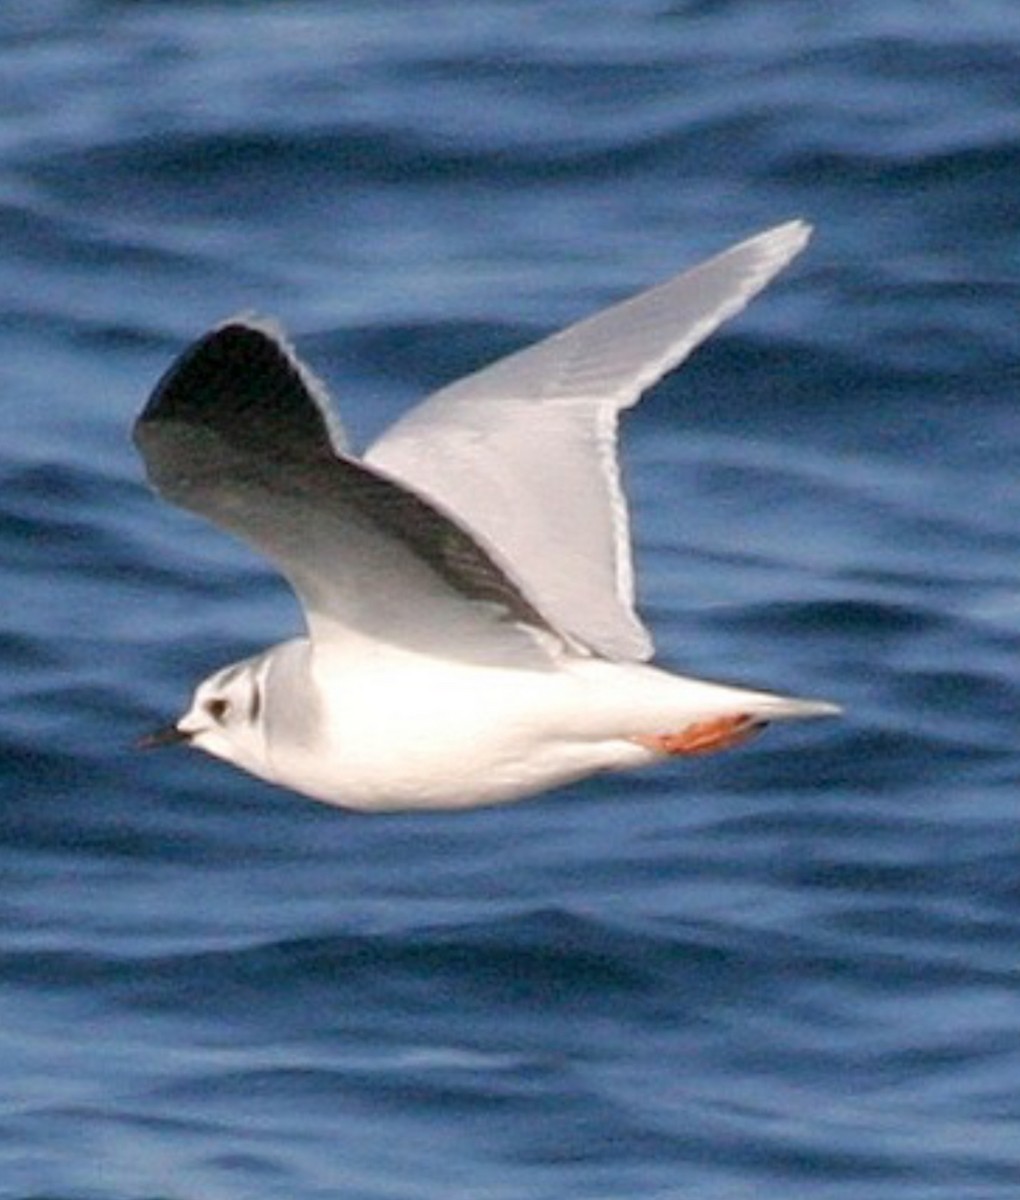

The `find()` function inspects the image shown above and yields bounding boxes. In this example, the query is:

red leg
[631,713,764,757]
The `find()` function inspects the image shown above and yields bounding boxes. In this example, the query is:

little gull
[136,221,838,811]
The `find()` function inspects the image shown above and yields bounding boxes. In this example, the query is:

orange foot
[631,713,765,757]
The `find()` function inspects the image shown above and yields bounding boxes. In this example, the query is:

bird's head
[139,656,271,780]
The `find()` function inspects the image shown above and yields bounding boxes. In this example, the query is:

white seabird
[136,221,837,811]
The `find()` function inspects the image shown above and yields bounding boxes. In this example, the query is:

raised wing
[135,320,561,667]
[367,221,812,661]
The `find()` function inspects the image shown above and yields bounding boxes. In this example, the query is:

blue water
[4,2,1020,1196]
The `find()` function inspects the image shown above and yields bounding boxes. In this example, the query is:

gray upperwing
[135,319,561,665]
[366,221,812,661]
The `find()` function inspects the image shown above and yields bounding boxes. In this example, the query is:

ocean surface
[3,2,1020,1196]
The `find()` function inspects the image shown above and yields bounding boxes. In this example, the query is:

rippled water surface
[4,2,1020,1197]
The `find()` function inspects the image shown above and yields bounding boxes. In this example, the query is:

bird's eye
[205,698,229,723]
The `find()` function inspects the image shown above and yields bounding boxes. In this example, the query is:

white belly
[258,641,827,812]
[277,649,653,811]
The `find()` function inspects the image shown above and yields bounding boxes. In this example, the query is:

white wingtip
[757,218,813,256]
[734,219,813,286]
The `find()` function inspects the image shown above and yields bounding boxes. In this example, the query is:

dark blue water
[4,2,1020,1196]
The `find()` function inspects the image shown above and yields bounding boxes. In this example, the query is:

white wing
[135,320,563,669]
[367,221,812,661]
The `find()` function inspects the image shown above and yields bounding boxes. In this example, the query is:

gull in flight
[137,221,838,811]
